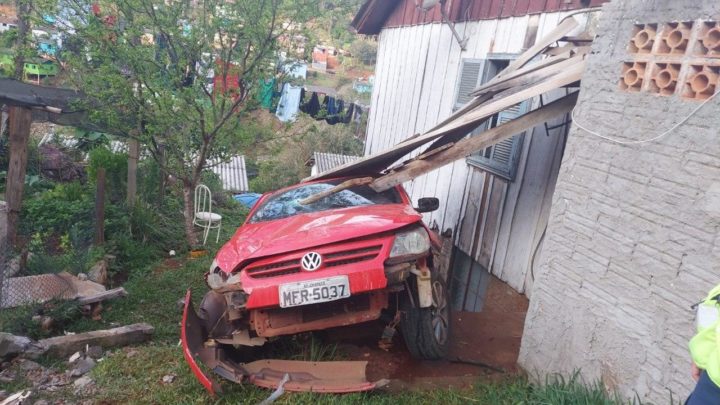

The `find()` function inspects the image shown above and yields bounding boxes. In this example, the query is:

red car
[181,177,450,394]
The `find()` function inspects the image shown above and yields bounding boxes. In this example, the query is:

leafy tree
[39,0,316,246]
[349,38,376,65]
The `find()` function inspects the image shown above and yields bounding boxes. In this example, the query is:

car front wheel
[400,278,450,360]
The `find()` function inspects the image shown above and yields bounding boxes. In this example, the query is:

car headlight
[390,227,430,258]
[206,259,242,291]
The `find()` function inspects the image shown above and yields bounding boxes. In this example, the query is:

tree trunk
[126,138,139,206]
[13,0,30,80]
[182,182,199,248]
[6,106,32,247]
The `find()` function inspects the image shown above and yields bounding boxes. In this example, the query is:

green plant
[88,146,128,203]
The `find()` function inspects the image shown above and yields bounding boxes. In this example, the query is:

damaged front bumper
[180,290,387,395]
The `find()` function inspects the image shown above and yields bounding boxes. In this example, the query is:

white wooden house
[352,0,606,310]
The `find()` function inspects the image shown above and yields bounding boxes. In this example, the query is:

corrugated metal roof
[308,152,361,176]
[211,155,249,192]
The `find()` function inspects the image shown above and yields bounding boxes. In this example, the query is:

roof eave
[351,0,401,35]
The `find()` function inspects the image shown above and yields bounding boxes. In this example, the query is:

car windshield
[249,180,402,223]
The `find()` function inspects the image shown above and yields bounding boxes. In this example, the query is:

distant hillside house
[311,45,340,72]
[0,16,17,32]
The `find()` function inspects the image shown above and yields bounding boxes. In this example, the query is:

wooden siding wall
[365,12,588,295]
[383,0,606,29]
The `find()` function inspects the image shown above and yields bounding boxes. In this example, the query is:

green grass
[82,343,634,404]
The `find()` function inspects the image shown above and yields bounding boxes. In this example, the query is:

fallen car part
[181,290,388,396]
[258,373,289,405]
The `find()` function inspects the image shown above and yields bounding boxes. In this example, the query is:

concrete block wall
[519,0,720,402]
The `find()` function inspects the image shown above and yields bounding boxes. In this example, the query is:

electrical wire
[571,88,720,145]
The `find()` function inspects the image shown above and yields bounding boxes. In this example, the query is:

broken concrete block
[0,333,33,358]
[86,346,103,359]
[68,352,82,364]
[37,323,154,358]
[87,260,108,285]
[73,375,93,391]
[69,358,95,377]
[19,360,42,371]
[0,272,105,309]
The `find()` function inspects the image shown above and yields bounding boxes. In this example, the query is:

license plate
[279,276,350,308]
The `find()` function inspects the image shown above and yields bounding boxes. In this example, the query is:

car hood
[215,204,422,273]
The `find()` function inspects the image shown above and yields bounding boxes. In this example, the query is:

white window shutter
[455,60,483,108]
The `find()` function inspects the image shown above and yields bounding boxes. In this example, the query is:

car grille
[245,245,382,279]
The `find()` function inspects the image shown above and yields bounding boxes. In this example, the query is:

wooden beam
[298,177,373,205]
[306,58,585,182]
[77,287,128,305]
[370,92,579,192]
[470,52,577,97]
[496,17,579,80]
[409,59,585,145]
[37,323,154,358]
[5,106,32,247]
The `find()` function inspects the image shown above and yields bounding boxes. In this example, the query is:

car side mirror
[415,197,439,213]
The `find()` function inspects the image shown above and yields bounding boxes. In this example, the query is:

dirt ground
[324,277,529,391]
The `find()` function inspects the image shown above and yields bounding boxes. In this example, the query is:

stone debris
[0,370,16,384]
[72,375,94,395]
[86,346,103,359]
[19,360,42,372]
[87,260,108,285]
[68,352,82,364]
[0,334,36,359]
[69,358,95,377]
[161,374,176,384]
[0,390,31,405]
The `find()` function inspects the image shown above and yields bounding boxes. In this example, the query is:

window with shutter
[454,59,484,109]
[467,100,529,181]
[458,56,528,182]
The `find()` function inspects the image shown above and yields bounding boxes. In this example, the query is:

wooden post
[95,168,106,245]
[6,106,32,247]
[126,138,139,206]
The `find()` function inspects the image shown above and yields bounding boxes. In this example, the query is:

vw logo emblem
[301,252,322,271]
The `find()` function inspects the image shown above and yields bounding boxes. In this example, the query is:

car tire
[400,278,451,360]
[198,290,233,338]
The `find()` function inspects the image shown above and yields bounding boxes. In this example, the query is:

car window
[250,180,402,223]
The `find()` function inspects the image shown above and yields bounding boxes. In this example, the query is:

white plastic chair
[193,184,222,245]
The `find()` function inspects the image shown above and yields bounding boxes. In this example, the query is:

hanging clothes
[326,96,337,116]
[275,83,303,122]
[300,92,321,116]
[326,99,344,125]
[258,78,276,110]
[341,103,355,124]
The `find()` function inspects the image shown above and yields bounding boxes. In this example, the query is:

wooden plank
[495,17,579,79]
[6,106,32,246]
[298,177,373,205]
[307,47,585,182]
[471,53,580,97]
[38,323,154,358]
[476,177,506,268]
[77,287,128,305]
[412,59,585,147]
[370,91,578,191]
